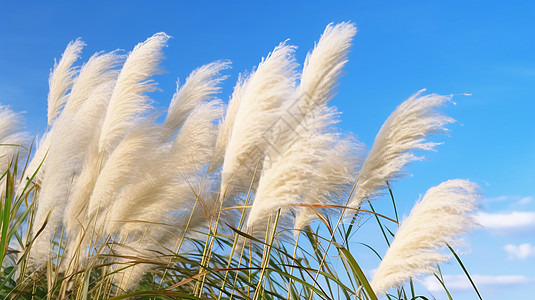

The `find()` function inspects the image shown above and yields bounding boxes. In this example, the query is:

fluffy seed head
[349,90,454,210]
[99,33,169,154]
[297,22,356,120]
[370,179,480,294]
[47,38,85,125]
[221,42,297,192]
[163,60,230,137]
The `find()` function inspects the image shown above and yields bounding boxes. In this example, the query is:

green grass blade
[433,273,453,300]
[0,168,13,268]
[336,245,378,300]
[447,244,483,300]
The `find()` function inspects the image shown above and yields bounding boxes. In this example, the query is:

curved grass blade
[336,245,378,300]
[447,244,482,300]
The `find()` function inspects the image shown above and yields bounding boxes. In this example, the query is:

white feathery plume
[60,54,124,265]
[221,42,297,192]
[168,99,222,174]
[294,137,362,231]
[63,79,117,237]
[21,38,88,188]
[31,53,121,264]
[287,22,359,229]
[61,146,101,271]
[62,51,123,116]
[162,60,230,138]
[211,75,248,171]
[246,106,359,237]
[112,183,218,291]
[0,105,27,198]
[31,110,92,262]
[88,123,160,229]
[20,132,50,192]
[20,45,118,196]
[0,105,27,170]
[255,21,356,175]
[296,22,356,121]
[98,32,169,155]
[31,113,85,262]
[23,41,86,190]
[107,99,222,235]
[61,148,105,271]
[71,32,169,245]
[47,38,85,125]
[0,105,24,142]
[348,90,454,210]
[370,179,480,294]
[109,177,197,237]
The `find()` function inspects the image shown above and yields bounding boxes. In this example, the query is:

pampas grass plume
[47,38,85,125]
[31,53,122,263]
[0,105,27,170]
[63,51,123,116]
[370,179,480,294]
[247,106,359,236]
[297,22,356,119]
[22,39,85,192]
[0,104,27,202]
[89,124,160,226]
[293,137,362,231]
[63,79,118,235]
[211,75,248,171]
[221,42,297,191]
[163,60,230,137]
[99,33,169,154]
[168,99,223,174]
[349,90,454,209]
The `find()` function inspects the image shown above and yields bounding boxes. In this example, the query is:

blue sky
[1,1,534,299]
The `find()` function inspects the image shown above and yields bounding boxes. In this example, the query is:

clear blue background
[1,1,534,299]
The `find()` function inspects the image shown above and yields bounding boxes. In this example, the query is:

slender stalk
[216,177,256,299]
[253,209,281,300]
[286,233,301,300]
[308,178,359,299]
[160,170,209,288]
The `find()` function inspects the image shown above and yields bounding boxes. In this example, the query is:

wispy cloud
[500,64,535,78]
[516,196,533,206]
[475,211,535,233]
[421,274,535,292]
[504,243,535,260]
[484,195,533,207]
[484,195,511,202]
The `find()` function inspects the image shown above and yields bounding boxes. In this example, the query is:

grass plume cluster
[1,22,482,299]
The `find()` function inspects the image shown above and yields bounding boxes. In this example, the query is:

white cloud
[517,196,533,206]
[421,274,535,292]
[484,195,533,207]
[475,211,535,231]
[504,243,535,260]
[484,195,511,202]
